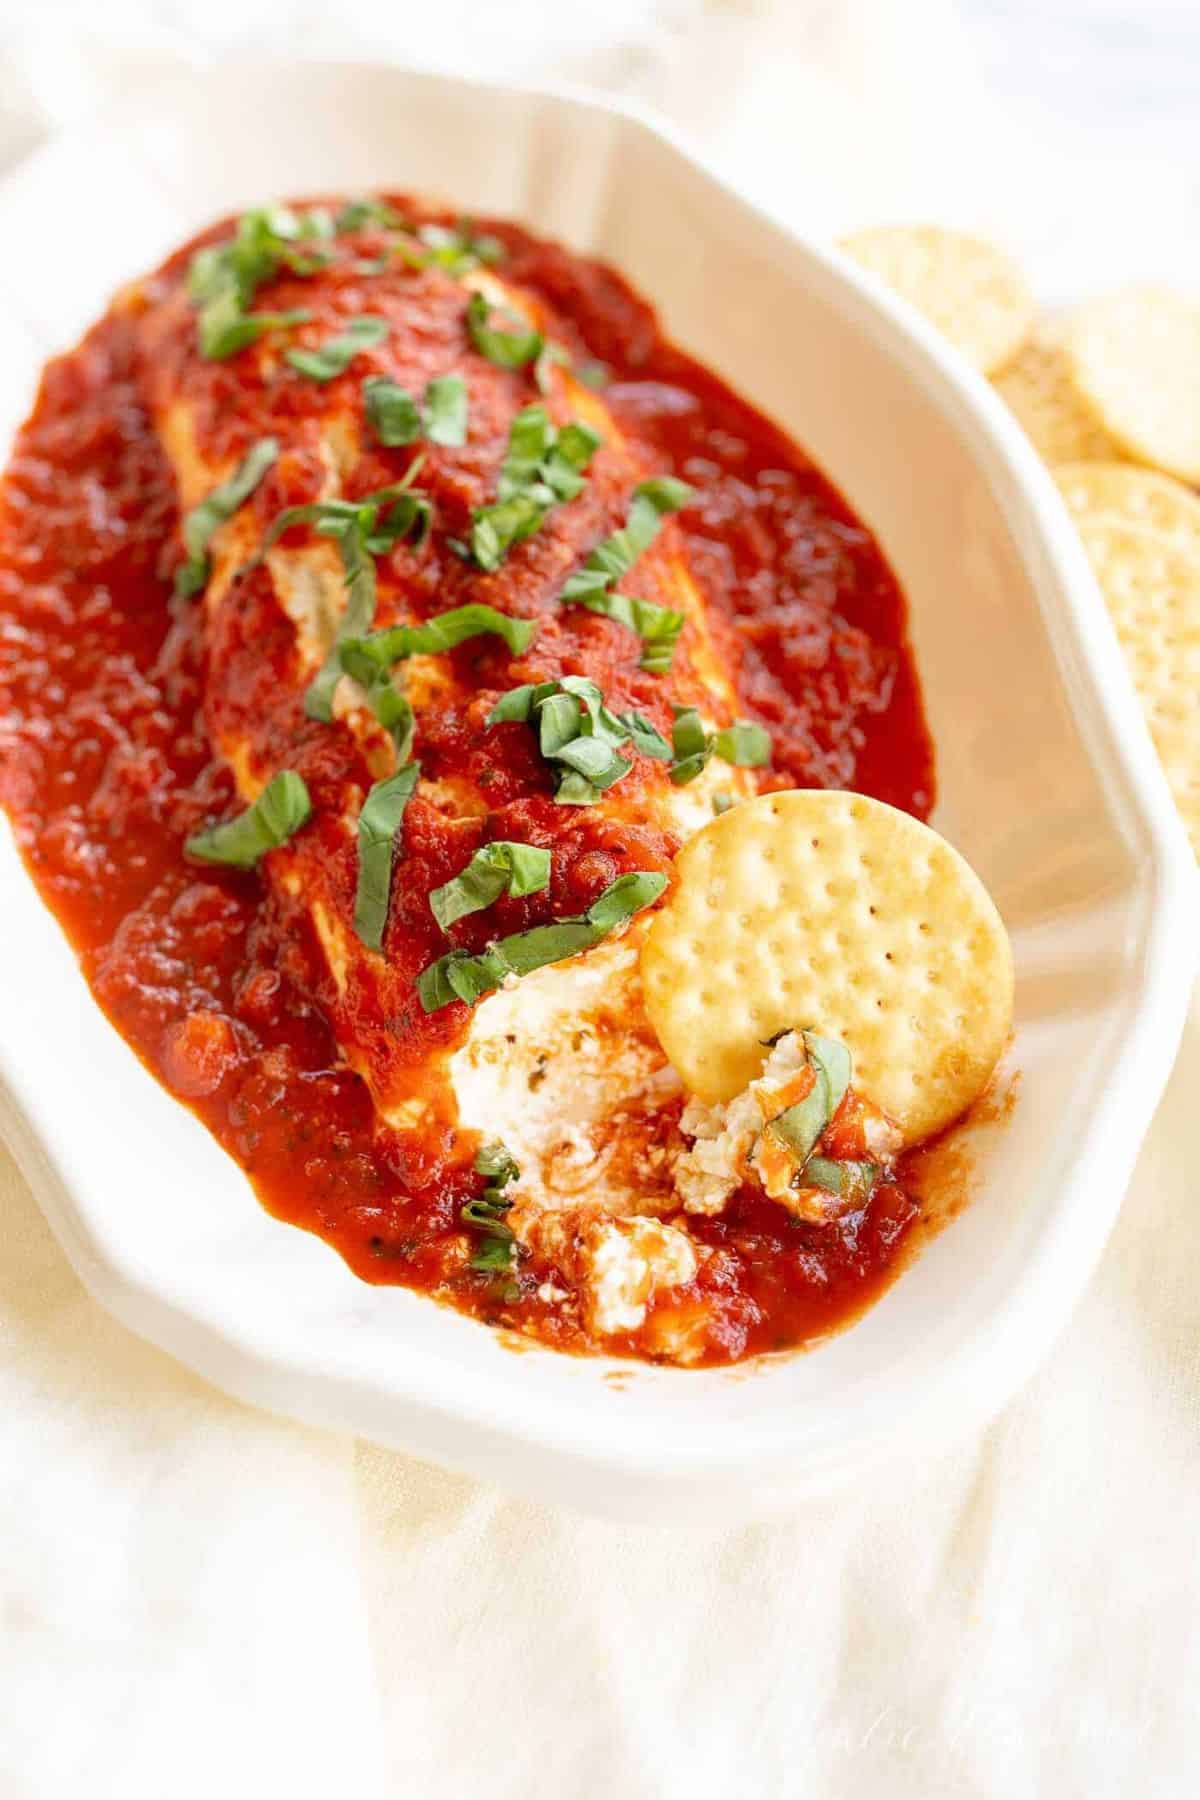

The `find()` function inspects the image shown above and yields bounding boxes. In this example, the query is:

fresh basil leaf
[417,220,504,275]
[353,761,421,950]
[584,869,667,931]
[362,378,422,446]
[802,1030,852,1121]
[417,870,666,1011]
[569,588,686,673]
[485,675,642,805]
[769,1071,831,1166]
[712,720,772,767]
[801,1158,880,1203]
[424,374,469,446]
[287,315,389,382]
[335,196,404,233]
[199,290,310,361]
[304,538,378,723]
[430,840,551,932]
[176,437,279,597]
[468,405,600,568]
[553,735,631,790]
[461,1196,514,1236]
[474,1142,520,1185]
[669,707,772,784]
[470,492,547,571]
[485,682,555,725]
[615,710,672,761]
[712,793,738,816]
[562,477,693,603]
[361,672,416,762]
[469,1234,515,1272]
[339,605,537,684]
[466,292,542,369]
[185,770,311,868]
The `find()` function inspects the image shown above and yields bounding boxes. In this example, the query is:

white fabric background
[1,5,1198,1796]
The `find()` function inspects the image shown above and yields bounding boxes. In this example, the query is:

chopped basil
[424,375,469,445]
[801,1158,880,1204]
[363,373,468,448]
[575,360,610,390]
[198,290,311,361]
[466,292,543,369]
[188,205,330,359]
[485,676,673,804]
[418,870,666,1011]
[475,1142,519,1185]
[415,220,504,275]
[669,705,772,785]
[339,605,538,691]
[469,404,601,571]
[185,770,311,868]
[430,841,551,932]
[353,761,421,950]
[175,437,278,598]
[259,469,432,722]
[769,1030,854,1167]
[362,379,421,446]
[559,478,693,670]
[287,315,388,382]
[562,477,693,599]
[569,588,686,674]
[335,196,404,233]
[712,792,738,816]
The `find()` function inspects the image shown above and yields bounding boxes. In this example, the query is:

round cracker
[1055,461,1200,556]
[840,225,1034,375]
[1076,517,1200,856]
[1065,287,1200,483]
[641,790,1013,1143]
[992,329,1120,465]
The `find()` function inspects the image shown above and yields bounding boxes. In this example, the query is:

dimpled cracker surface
[993,330,1120,465]
[641,790,1013,1143]
[1055,462,1200,557]
[1065,288,1200,483]
[1076,518,1200,855]
[840,225,1033,375]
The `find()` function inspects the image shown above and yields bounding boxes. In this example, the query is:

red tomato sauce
[0,205,934,1365]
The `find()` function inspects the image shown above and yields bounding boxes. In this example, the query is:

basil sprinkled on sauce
[462,1141,520,1274]
[533,340,571,395]
[559,477,693,671]
[363,373,469,448]
[198,291,311,362]
[466,292,543,369]
[258,466,432,722]
[188,205,330,360]
[668,705,771,785]
[353,761,421,951]
[569,589,686,674]
[287,316,388,382]
[335,197,404,233]
[487,674,666,805]
[562,476,693,600]
[176,437,279,598]
[414,221,504,276]
[468,404,601,571]
[429,841,551,932]
[185,770,311,868]
[418,870,667,1012]
[339,605,538,688]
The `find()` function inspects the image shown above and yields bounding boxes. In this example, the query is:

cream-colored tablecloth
[2,7,1198,1796]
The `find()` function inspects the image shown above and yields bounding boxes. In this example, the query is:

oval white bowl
[0,61,1195,1521]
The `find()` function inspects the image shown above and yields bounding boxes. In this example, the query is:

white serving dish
[0,61,1194,1522]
